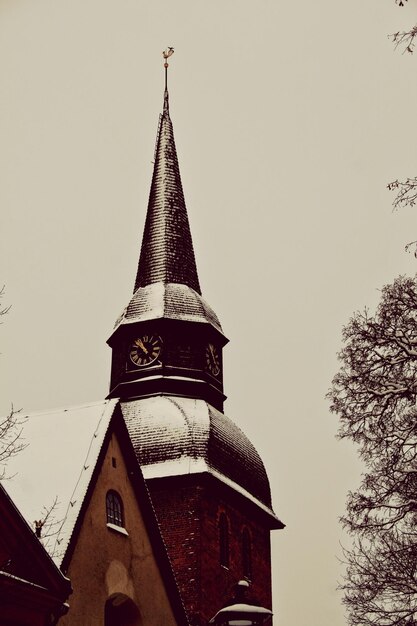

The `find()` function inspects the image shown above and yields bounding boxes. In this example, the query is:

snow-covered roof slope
[121,396,283,527]
[111,282,223,336]
[133,95,201,296]
[4,392,283,567]
[4,399,117,566]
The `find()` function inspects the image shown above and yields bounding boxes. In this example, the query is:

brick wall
[148,476,273,626]
[149,483,203,621]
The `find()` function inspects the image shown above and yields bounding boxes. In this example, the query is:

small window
[219,512,229,568]
[242,527,252,580]
[106,490,124,527]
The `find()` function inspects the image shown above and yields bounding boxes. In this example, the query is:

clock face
[129,334,162,367]
[205,343,221,377]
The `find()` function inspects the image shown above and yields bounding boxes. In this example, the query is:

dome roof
[112,282,223,336]
[120,396,281,525]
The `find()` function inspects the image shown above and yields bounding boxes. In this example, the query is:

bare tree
[329,275,417,626]
[387,179,417,254]
[33,496,64,559]
[0,285,11,319]
[342,527,417,626]
[390,0,417,54]
[0,288,26,477]
[330,276,417,450]
[341,407,417,626]
[0,288,62,554]
[0,407,27,478]
[388,1,417,233]
[388,178,417,212]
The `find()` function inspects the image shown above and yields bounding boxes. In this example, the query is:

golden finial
[163,47,174,91]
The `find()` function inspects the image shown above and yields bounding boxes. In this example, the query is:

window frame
[106,490,124,528]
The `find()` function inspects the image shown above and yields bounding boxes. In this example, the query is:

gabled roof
[134,89,201,295]
[5,399,189,625]
[5,400,117,565]
[0,482,71,608]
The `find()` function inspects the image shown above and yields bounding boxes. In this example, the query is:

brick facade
[148,476,272,626]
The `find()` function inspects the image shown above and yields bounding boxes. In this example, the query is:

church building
[5,53,284,626]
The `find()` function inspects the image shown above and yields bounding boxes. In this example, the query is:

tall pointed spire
[134,49,201,295]
[108,51,225,406]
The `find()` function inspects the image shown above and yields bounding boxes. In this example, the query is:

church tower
[107,52,284,626]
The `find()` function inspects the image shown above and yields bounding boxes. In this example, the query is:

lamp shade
[209,602,273,626]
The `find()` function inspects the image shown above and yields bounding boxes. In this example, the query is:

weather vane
[163,47,174,91]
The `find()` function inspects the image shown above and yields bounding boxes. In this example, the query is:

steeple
[107,55,282,625]
[107,50,227,408]
[134,50,201,294]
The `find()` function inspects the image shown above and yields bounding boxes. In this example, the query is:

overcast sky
[1,1,417,625]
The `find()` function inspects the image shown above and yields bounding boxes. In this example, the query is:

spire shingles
[134,91,201,295]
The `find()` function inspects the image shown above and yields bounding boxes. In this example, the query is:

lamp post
[209,581,273,626]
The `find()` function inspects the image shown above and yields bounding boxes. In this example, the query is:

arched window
[242,527,252,580]
[106,490,124,527]
[219,512,229,567]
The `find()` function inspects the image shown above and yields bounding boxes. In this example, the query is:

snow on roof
[111,282,223,335]
[3,392,282,566]
[4,399,118,566]
[121,396,282,526]
[141,458,279,521]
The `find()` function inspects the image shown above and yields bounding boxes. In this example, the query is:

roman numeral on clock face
[129,334,162,367]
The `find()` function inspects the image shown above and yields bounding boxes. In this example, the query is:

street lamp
[209,581,273,626]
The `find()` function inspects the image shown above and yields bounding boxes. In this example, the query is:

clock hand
[136,338,149,355]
